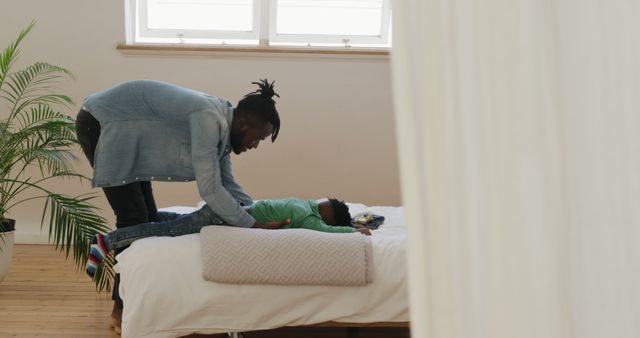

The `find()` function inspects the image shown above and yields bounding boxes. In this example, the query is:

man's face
[230,117,274,155]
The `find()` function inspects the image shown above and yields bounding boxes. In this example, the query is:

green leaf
[1,21,113,292]
[0,20,35,91]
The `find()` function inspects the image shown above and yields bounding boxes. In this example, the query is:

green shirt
[250,198,355,233]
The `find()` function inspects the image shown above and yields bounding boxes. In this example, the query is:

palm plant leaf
[1,22,113,292]
[14,116,78,175]
[42,193,110,265]
[92,251,115,291]
[41,192,114,292]
[1,171,87,210]
[2,62,74,121]
[2,106,78,184]
[0,21,34,90]
[14,104,75,131]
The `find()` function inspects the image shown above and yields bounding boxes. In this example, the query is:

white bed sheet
[116,203,409,338]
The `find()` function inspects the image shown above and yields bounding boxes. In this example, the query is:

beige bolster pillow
[200,226,373,286]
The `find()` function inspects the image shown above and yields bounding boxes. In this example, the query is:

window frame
[125,0,392,48]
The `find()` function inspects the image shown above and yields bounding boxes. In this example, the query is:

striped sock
[86,234,109,278]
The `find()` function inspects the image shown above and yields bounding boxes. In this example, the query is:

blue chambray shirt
[83,80,256,228]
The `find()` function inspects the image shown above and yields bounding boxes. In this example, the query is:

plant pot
[0,218,16,283]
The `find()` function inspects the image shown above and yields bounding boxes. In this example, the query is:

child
[87,197,370,277]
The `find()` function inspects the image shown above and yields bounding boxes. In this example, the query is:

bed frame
[222,321,410,338]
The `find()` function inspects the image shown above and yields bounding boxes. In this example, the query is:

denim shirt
[83,80,255,228]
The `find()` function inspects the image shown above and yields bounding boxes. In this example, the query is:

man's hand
[357,228,371,236]
[252,218,291,230]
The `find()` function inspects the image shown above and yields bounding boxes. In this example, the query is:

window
[125,0,391,48]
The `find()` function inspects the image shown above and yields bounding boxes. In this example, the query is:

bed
[115,203,409,338]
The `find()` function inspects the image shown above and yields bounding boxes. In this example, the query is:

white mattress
[116,203,409,338]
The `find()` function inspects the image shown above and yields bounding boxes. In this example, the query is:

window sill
[116,43,390,60]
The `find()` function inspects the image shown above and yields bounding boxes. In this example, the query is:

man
[75,79,288,333]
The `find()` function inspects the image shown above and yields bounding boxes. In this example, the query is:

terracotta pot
[0,218,16,283]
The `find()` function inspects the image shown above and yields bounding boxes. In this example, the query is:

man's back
[84,80,227,123]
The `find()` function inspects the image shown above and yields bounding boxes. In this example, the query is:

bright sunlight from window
[129,0,391,48]
[147,0,253,31]
[276,0,383,36]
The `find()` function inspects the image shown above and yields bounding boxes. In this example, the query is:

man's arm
[219,154,253,206]
[189,110,255,228]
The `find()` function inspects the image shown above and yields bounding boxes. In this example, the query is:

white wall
[0,0,400,243]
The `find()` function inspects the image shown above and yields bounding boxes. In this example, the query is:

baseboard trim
[15,231,51,245]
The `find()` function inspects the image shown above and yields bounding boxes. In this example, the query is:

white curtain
[390,1,640,337]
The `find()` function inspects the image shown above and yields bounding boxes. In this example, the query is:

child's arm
[356,227,371,236]
[302,218,371,235]
[353,223,373,235]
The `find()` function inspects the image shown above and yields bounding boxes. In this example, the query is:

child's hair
[328,198,352,227]
[236,78,281,142]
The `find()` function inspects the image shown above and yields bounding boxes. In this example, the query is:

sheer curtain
[390,1,640,337]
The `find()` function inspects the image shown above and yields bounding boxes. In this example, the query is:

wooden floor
[0,245,410,338]
[0,245,118,338]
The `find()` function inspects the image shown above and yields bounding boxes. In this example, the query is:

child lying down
[86,197,371,277]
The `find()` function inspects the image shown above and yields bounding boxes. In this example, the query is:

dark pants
[75,109,160,309]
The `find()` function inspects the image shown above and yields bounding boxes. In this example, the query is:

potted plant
[0,22,112,289]
[0,218,15,281]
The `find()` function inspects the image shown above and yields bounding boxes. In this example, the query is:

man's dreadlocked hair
[236,78,281,141]
[328,198,352,227]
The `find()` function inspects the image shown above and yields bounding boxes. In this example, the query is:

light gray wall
[1,0,400,243]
